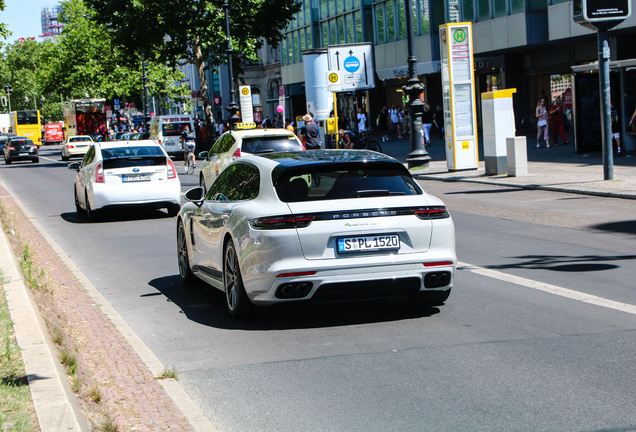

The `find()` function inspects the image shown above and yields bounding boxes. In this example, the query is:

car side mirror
[68,162,81,171]
[184,186,205,207]
[197,151,208,160]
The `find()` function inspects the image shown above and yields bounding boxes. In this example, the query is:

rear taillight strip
[250,206,449,230]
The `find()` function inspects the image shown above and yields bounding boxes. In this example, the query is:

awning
[571,58,636,72]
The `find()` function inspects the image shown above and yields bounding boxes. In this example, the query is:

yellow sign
[237,122,256,130]
[325,117,337,134]
[328,73,339,83]
[461,141,470,150]
[241,87,250,96]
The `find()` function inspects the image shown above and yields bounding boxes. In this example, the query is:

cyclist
[181,125,196,167]
[338,129,356,149]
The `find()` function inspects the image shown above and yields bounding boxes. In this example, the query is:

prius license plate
[122,174,151,182]
[337,235,400,253]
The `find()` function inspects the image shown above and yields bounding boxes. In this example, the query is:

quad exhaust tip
[276,282,314,299]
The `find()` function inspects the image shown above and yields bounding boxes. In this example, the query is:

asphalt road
[1,145,635,432]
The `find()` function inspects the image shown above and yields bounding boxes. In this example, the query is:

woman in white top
[536,97,549,148]
[357,108,367,131]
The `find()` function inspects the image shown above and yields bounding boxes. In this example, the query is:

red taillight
[158,139,162,145]
[6,146,14,150]
[424,261,454,267]
[232,148,241,159]
[413,207,449,219]
[94,163,104,183]
[276,271,317,278]
[67,144,74,149]
[250,215,314,230]
[167,159,177,179]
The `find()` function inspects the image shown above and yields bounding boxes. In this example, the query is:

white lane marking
[458,261,636,316]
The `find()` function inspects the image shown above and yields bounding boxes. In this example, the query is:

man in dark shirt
[300,114,320,149]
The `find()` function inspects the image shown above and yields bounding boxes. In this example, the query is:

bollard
[506,136,528,177]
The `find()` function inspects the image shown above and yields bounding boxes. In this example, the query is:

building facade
[276,0,636,152]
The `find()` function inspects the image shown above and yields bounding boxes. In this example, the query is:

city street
[1,144,635,432]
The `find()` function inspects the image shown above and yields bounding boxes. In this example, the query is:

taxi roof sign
[236,122,257,130]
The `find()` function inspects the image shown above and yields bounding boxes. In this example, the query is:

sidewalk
[379,131,636,200]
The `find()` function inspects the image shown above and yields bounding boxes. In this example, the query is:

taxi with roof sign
[198,122,303,193]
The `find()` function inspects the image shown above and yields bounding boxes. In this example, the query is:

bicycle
[184,141,196,174]
[331,129,383,153]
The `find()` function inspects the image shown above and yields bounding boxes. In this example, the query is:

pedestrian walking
[299,113,320,149]
[377,105,389,142]
[611,102,623,156]
[549,95,569,146]
[357,108,367,132]
[389,104,400,139]
[536,97,550,148]
[422,104,434,146]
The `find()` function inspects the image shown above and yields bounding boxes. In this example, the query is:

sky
[2,0,59,45]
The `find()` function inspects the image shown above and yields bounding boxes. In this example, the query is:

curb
[0,179,218,432]
[0,223,91,432]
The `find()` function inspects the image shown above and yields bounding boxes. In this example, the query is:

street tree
[84,0,301,129]
[0,0,9,40]
[44,0,189,112]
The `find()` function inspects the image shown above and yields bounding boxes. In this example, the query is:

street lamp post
[223,0,240,130]
[4,85,11,113]
[402,0,430,169]
[142,59,150,131]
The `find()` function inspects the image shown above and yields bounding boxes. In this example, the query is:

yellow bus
[9,110,42,145]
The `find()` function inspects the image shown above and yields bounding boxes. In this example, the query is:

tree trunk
[192,38,215,141]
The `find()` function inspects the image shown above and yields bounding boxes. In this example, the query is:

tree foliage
[0,0,188,122]
[84,0,301,126]
[0,0,9,39]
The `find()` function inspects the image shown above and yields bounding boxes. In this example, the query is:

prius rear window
[101,146,167,169]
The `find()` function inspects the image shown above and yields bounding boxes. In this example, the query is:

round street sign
[329,72,339,83]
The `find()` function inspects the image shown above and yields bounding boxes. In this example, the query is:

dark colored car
[4,136,39,164]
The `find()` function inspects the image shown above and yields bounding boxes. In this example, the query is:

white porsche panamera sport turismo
[176,150,456,318]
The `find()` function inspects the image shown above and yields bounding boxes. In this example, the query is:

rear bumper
[247,259,455,305]
[91,180,181,210]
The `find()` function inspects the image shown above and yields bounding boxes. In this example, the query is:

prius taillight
[94,163,104,183]
[167,159,177,179]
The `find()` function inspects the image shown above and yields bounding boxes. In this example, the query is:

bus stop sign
[574,0,631,30]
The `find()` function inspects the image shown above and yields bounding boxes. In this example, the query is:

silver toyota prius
[176,150,456,318]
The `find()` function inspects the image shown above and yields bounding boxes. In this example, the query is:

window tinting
[161,122,191,136]
[242,136,303,154]
[207,164,260,201]
[16,111,38,125]
[100,146,167,169]
[276,168,422,202]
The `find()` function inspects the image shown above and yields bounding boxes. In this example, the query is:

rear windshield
[69,136,91,142]
[162,122,191,137]
[242,136,302,154]
[276,168,422,202]
[11,139,35,147]
[100,146,167,169]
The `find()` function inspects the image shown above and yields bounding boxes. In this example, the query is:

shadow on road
[147,274,441,330]
[60,208,174,224]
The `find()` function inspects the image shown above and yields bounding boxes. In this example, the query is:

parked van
[148,115,195,157]
[43,122,64,145]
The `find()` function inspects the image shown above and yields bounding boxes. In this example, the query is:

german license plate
[122,174,151,182]
[337,235,400,253]
[19,153,29,156]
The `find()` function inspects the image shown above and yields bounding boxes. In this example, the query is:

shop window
[346,14,354,43]
[462,0,474,22]
[477,0,490,21]
[510,0,524,14]
[386,0,395,42]
[355,11,362,42]
[374,4,385,44]
[397,0,406,39]
[493,0,507,18]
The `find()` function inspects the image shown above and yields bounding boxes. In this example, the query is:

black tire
[32,157,39,163]
[74,188,85,215]
[5,157,11,164]
[223,241,253,318]
[364,140,382,153]
[167,203,180,217]
[177,219,196,284]
[61,154,69,161]
[84,190,98,221]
